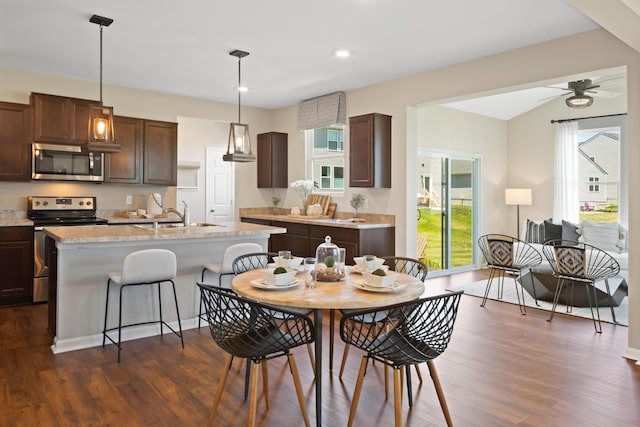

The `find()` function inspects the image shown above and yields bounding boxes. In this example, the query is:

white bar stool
[102,248,184,362]
[198,242,263,327]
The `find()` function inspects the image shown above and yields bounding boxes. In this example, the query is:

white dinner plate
[352,279,407,293]
[250,279,300,290]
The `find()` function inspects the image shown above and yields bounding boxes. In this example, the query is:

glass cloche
[315,235,344,281]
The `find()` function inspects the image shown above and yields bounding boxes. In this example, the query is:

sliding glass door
[417,151,478,274]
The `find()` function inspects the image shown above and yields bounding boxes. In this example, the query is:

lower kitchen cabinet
[241,217,395,260]
[0,227,34,306]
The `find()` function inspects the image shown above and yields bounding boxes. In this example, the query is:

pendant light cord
[237,56,241,123]
[99,23,104,104]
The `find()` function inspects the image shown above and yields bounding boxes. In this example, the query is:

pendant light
[223,49,256,162]
[86,14,120,152]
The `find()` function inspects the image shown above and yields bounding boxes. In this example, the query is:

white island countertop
[44,221,285,244]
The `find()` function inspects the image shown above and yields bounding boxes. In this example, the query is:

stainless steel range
[28,196,108,303]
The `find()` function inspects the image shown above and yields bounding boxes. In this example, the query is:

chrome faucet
[163,201,189,225]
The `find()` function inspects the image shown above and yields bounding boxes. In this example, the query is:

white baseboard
[623,346,640,364]
[51,317,199,354]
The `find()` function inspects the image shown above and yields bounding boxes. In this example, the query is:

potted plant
[272,194,281,214]
[350,193,365,218]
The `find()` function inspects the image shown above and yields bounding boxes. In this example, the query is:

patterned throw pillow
[525,219,545,243]
[487,239,513,267]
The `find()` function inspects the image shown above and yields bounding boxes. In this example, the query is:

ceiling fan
[544,77,623,109]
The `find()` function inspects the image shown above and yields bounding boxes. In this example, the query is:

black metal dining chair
[197,283,314,427]
[337,256,428,407]
[477,234,542,314]
[541,239,621,333]
[340,291,463,427]
[232,252,315,399]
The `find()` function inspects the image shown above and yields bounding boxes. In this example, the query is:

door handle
[209,209,215,213]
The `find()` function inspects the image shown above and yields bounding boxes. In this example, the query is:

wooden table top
[231,268,426,310]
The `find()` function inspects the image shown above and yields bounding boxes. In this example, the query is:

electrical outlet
[125,195,133,205]
[363,198,369,209]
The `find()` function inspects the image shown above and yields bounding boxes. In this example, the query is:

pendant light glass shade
[223,122,255,162]
[89,105,115,142]
[224,49,255,162]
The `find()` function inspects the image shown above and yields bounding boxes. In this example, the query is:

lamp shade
[505,188,532,206]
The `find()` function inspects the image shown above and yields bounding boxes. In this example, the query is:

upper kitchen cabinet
[143,120,177,185]
[31,93,97,145]
[349,113,391,188]
[257,132,288,188]
[105,116,143,183]
[0,102,31,182]
[105,117,177,185]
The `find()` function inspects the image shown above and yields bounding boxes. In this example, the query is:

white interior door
[206,147,235,223]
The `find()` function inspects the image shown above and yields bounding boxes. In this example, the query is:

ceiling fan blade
[589,89,620,99]
[537,93,571,102]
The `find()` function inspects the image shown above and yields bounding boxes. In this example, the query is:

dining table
[231,266,426,427]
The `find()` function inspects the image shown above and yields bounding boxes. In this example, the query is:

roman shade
[297,91,347,130]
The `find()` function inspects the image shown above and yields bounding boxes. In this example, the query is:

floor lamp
[505,188,532,238]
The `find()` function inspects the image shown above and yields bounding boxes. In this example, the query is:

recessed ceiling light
[334,49,351,58]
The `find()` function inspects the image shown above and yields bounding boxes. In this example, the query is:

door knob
[210,209,215,213]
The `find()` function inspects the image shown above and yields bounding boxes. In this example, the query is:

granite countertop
[43,221,286,244]
[240,213,394,229]
[0,218,34,227]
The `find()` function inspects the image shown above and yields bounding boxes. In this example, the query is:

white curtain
[553,121,579,223]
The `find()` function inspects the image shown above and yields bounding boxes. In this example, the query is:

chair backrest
[220,243,264,273]
[542,239,620,282]
[340,291,463,366]
[197,283,314,359]
[478,234,541,270]
[232,252,277,275]
[120,249,176,284]
[381,256,428,281]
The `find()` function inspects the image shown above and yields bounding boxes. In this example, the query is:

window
[307,125,345,193]
[577,128,620,222]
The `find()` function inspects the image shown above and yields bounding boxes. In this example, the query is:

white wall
[417,106,508,238]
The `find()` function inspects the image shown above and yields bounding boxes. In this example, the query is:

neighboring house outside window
[306,125,345,193]
[577,129,620,222]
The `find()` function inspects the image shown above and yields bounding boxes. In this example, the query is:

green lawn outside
[417,206,473,271]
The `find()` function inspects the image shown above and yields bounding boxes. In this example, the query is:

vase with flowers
[290,179,316,215]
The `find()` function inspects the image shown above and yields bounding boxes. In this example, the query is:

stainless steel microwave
[32,143,104,182]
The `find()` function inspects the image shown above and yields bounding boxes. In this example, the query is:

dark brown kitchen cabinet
[240,217,395,260]
[105,116,143,183]
[349,113,391,188]
[31,92,98,145]
[0,227,34,307]
[270,221,309,256]
[143,120,177,185]
[0,102,31,181]
[257,132,288,188]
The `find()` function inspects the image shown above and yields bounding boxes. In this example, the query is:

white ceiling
[1,0,600,111]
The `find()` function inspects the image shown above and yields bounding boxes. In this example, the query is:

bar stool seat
[103,248,184,362]
[198,242,263,327]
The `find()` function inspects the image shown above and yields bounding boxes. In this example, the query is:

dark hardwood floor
[2,270,639,426]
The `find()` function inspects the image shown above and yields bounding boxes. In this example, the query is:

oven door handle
[89,152,95,171]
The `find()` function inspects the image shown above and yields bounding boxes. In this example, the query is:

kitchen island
[44,222,285,354]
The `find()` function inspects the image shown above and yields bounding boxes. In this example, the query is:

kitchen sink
[132,222,223,229]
